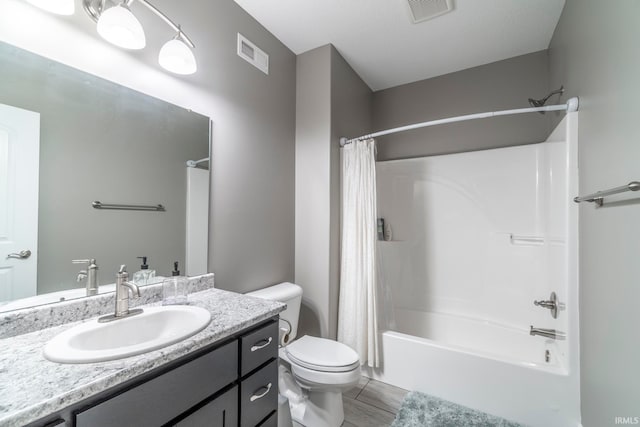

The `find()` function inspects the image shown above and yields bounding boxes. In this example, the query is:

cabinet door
[256,411,277,427]
[75,341,237,427]
[175,386,238,427]
[240,359,278,427]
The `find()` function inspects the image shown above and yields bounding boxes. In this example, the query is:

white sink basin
[43,305,211,363]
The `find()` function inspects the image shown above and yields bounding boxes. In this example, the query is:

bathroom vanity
[0,276,285,427]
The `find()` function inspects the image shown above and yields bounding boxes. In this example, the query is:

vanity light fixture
[83,0,197,74]
[96,3,146,49]
[158,30,197,75]
[25,0,75,15]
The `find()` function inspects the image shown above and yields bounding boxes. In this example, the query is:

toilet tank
[247,282,302,343]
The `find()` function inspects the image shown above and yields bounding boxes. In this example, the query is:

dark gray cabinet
[257,412,277,427]
[28,317,280,427]
[240,320,279,376]
[240,359,278,427]
[175,386,238,427]
[76,341,238,427]
[239,319,279,426]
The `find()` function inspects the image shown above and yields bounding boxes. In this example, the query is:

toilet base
[279,363,347,427]
[290,390,344,427]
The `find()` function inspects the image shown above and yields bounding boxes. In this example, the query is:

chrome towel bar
[573,181,640,207]
[92,201,166,212]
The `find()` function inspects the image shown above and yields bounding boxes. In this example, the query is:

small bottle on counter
[162,261,188,305]
[132,256,156,286]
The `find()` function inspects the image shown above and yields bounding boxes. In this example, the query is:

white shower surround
[365,113,580,427]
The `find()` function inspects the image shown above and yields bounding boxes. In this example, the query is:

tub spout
[530,326,565,340]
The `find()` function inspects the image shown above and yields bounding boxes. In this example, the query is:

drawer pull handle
[251,336,273,352]
[250,382,272,402]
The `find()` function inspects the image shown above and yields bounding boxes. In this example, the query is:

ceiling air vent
[237,33,269,75]
[407,0,454,24]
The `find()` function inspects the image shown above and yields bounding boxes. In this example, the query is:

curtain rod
[339,97,579,147]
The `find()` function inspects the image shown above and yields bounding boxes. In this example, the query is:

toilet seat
[285,335,360,373]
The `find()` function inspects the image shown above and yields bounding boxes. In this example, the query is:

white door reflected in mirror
[0,104,40,303]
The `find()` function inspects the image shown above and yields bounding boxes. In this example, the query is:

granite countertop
[0,287,285,427]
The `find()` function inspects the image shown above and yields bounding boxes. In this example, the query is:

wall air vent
[407,0,454,24]
[237,33,269,75]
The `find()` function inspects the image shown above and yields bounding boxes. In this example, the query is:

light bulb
[96,4,146,50]
[25,0,75,15]
[159,38,197,75]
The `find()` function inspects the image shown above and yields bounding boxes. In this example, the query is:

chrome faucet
[530,326,565,340]
[99,265,142,323]
[72,258,99,296]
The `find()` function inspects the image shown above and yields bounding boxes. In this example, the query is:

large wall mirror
[0,41,210,312]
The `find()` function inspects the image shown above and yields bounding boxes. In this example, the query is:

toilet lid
[285,335,360,372]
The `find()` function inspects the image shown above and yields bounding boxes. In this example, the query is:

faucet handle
[534,300,556,309]
[119,265,127,274]
[73,259,98,268]
[533,292,558,319]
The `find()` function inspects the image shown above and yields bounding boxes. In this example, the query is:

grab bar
[92,201,166,212]
[574,181,640,207]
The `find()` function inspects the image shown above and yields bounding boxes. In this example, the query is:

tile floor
[342,376,408,427]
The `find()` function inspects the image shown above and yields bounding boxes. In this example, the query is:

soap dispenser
[162,261,188,305]
[132,256,156,286]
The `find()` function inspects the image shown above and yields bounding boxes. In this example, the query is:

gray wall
[548,1,640,425]
[147,1,297,293]
[295,45,372,339]
[295,45,332,337]
[329,48,373,338]
[0,42,209,294]
[372,51,551,160]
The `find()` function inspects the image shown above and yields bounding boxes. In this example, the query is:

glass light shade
[96,4,146,50]
[25,0,75,15]
[158,38,197,75]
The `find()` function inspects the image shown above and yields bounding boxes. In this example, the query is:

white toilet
[247,282,361,427]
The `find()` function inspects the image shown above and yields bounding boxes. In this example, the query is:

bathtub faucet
[530,326,566,340]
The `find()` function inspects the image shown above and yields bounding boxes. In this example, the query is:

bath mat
[390,391,523,427]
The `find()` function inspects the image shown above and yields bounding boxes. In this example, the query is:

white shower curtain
[338,138,379,368]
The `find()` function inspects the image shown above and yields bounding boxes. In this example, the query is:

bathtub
[364,311,580,427]
[368,114,581,426]
[394,308,566,373]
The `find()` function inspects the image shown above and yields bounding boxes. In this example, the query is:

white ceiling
[233,0,565,91]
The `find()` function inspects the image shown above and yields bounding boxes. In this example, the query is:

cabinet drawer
[256,411,277,427]
[175,386,238,427]
[240,320,278,376]
[76,340,238,427]
[240,359,278,427]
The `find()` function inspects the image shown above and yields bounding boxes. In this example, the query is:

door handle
[6,250,31,259]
